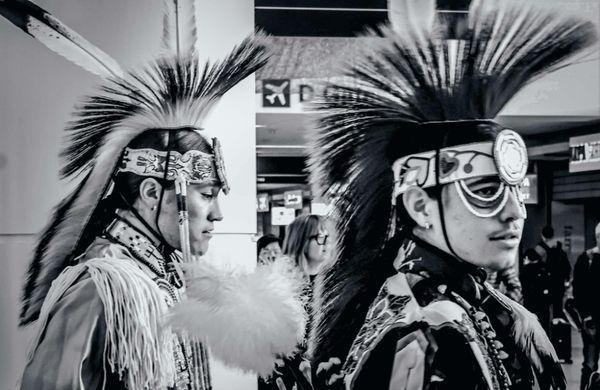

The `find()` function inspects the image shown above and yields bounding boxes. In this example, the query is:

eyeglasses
[310,233,329,246]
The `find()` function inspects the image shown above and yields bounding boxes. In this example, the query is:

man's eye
[471,185,500,197]
[201,193,214,199]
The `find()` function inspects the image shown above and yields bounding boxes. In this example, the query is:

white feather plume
[162,0,198,58]
[0,0,123,78]
[387,0,436,36]
[167,258,308,377]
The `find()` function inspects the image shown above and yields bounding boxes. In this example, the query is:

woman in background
[283,214,331,278]
[260,214,331,390]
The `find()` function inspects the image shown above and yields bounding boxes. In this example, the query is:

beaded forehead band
[391,130,528,218]
[391,129,528,203]
[117,137,230,194]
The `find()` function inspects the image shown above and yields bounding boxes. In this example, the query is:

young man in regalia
[309,1,597,389]
[1,1,305,389]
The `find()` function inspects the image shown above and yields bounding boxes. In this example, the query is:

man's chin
[190,241,209,257]
[487,255,515,271]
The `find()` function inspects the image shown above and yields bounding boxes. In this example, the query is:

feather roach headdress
[1,0,269,326]
[309,0,597,383]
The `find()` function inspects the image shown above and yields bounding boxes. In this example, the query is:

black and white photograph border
[1,1,599,389]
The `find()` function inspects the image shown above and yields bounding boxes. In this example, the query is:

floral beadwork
[344,284,410,376]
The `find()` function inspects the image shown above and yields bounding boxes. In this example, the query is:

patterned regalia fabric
[316,236,563,390]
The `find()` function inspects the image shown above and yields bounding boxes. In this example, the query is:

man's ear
[138,178,162,210]
[402,186,434,228]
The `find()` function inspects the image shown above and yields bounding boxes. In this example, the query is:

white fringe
[167,258,307,377]
[25,264,88,364]
[86,258,176,389]
[29,259,177,390]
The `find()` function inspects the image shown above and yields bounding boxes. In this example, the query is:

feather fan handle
[0,0,123,78]
[162,0,198,58]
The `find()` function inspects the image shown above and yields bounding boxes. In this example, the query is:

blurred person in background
[533,226,573,363]
[283,214,331,278]
[536,226,571,320]
[553,240,572,318]
[573,222,600,390]
[259,214,331,390]
[521,248,553,333]
[282,214,332,347]
[257,233,283,265]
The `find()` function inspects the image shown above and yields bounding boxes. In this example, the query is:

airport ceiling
[254,0,600,188]
[255,0,470,37]
[254,0,599,144]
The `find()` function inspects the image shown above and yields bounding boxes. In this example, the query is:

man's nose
[499,187,526,222]
[209,198,223,222]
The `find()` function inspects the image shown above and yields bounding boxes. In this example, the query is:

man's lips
[489,231,520,241]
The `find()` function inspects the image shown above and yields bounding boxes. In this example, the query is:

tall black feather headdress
[310,0,597,384]
[1,0,269,325]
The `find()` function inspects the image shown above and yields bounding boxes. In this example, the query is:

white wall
[498,0,600,117]
[0,1,257,389]
[195,1,259,389]
[386,0,600,118]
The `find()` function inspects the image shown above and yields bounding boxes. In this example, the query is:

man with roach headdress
[1,1,307,389]
[308,1,597,389]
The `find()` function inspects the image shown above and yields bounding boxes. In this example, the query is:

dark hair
[282,214,324,271]
[257,234,281,256]
[74,128,213,258]
[542,225,554,239]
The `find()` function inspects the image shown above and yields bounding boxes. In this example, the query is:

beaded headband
[117,138,230,194]
[391,129,528,204]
